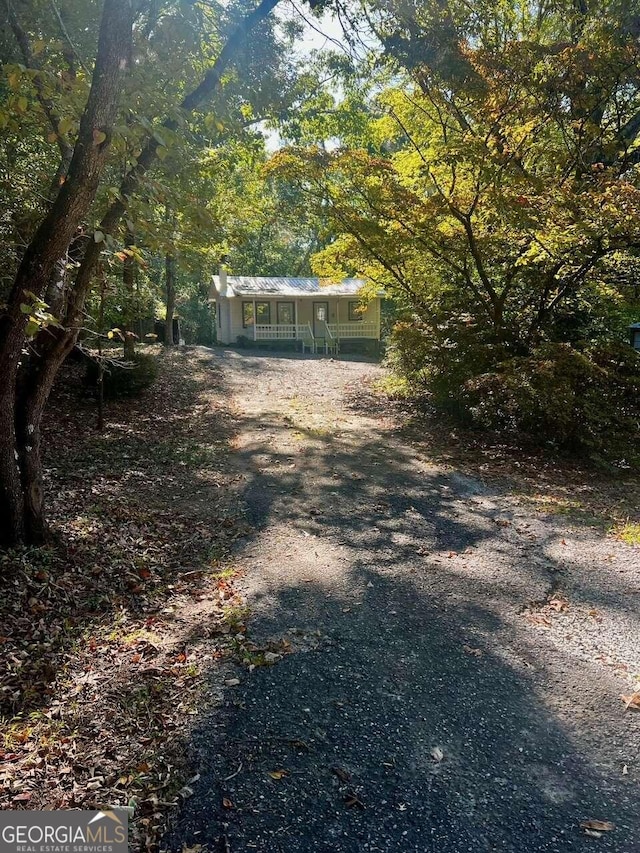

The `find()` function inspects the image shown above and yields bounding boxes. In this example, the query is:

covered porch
[241,295,379,352]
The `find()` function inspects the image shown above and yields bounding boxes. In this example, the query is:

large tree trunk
[0,0,282,548]
[164,253,176,346]
[0,0,133,546]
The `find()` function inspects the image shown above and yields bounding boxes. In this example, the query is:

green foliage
[86,353,158,399]
[458,343,640,465]
[267,0,640,460]
[385,316,502,412]
[178,291,215,345]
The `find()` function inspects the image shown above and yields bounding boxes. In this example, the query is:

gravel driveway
[166,348,639,853]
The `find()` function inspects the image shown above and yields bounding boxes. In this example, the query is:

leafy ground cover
[0,347,249,850]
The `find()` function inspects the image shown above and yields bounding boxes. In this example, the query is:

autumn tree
[0,0,334,546]
[274,2,640,349]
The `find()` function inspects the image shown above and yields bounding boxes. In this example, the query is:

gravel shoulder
[166,348,640,853]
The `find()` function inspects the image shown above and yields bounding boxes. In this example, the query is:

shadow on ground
[165,350,639,853]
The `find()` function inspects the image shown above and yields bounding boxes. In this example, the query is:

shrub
[458,342,640,464]
[86,352,158,398]
[385,318,502,418]
[385,322,432,389]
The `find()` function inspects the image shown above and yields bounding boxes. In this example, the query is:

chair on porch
[319,323,339,356]
[299,325,315,354]
[322,337,339,356]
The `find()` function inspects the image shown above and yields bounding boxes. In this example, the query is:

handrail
[253,323,314,340]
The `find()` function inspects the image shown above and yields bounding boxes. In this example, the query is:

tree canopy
[1,0,640,546]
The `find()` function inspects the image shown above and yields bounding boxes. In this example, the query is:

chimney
[218,255,228,296]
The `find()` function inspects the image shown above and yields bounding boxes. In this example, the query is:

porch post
[294,300,299,338]
[253,298,256,341]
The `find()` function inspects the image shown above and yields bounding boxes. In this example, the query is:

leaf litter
[0,349,252,850]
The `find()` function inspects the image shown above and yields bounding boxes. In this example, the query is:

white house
[209,268,382,353]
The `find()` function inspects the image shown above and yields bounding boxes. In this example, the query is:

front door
[313,302,329,339]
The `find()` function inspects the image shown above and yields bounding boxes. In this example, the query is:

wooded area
[2,0,639,548]
[1,1,640,847]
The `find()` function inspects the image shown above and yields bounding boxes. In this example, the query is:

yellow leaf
[156,146,168,161]
[268,769,288,780]
[93,128,107,145]
[17,96,28,113]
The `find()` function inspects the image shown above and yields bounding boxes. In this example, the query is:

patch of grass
[527,495,605,527]
[613,522,640,545]
[222,604,250,633]
[210,565,237,581]
[120,628,162,647]
[373,373,410,397]
[305,425,332,437]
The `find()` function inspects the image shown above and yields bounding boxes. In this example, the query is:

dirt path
[168,349,639,853]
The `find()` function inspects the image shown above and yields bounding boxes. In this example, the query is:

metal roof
[212,276,369,297]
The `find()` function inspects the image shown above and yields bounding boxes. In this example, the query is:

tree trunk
[0,0,133,547]
[164,253,176,346]
[97,278,106,432]
[123,225,136,359]
[0,0,282,548]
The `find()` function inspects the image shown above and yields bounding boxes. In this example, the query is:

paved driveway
[167,349,639,853]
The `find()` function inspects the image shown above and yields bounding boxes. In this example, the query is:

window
[277,302,294,325]
[348,300,363,321]
[255,302,271,325]
[243,301,271,326]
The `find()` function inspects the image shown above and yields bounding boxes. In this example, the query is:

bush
[385,323,432,389]
[86,352,158,398]
[458,342,640,464]
[385,318,502,418]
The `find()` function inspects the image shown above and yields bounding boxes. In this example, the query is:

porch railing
[253,323,314,341]
[251,321,378,342]
[327,322,378,339]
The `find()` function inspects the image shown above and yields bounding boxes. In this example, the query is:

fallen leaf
[430,746,444,762]
[225,678,240,687]
[580,820,615,833]
[526,613,552,627]
[462,645,483,657]
[222,797,234,809]
[344,792,364,809]
[331,766,351,783]
[621,692,640,710]
[268,769,288,780]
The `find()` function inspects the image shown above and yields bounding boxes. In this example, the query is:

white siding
[217,296,381,344]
